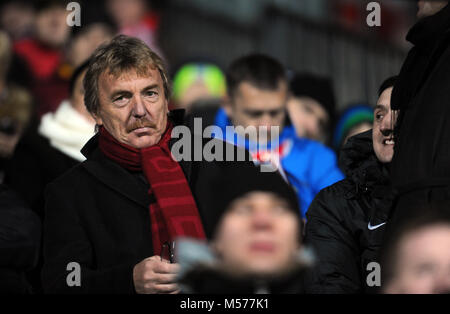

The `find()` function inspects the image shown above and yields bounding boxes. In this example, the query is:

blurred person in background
[67,22,115,68]
[0,184,41,294]
[6,60,95,293]
[0,31,33,183]
[332,103,374,153]
[106,0,163,56]
[287,73,336,145]
[304,76,397,294]
[171,61,226,113]
[7,60,94,219]
[13,0,71,118]
[381,209,450,294]
[193,54,343,218]
[177,164,312,294]
[389,2,450,224]
[0,0,35,42]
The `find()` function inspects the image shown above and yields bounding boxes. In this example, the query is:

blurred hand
[133,256,180,294]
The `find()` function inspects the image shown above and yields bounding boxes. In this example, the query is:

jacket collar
[80,109,192,208]
[407,4,450,47]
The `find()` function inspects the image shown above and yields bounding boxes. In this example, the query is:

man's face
[385,225,450,294]
[226,81,288,141]
[213,192,300,277]
[417,0,448,18]
[287,96,329,142]
[372,87,396,163]
[94,68,168,148]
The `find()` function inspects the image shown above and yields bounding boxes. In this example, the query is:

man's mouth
[383,138,395,145]
[127,122,155,133]
[249,241,276,253]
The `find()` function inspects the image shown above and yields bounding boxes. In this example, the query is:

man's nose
[380,112,394,135]
[251,209,273,230]
[259,114,274,129]
[132,95,146,117]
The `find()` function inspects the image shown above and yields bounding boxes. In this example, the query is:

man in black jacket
[390,1,450,223]
[304,76,397,293]
[42,35,257,294]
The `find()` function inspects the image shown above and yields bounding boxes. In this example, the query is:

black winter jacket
[0,184,41,293]
[42,110,256,293]
[304,130,394,293]
[390,4,450,221]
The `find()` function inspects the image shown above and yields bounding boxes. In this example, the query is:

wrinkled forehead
[99,65,163,88]
[103,64,160,81]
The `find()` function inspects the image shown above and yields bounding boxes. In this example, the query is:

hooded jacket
[304,130,394,293]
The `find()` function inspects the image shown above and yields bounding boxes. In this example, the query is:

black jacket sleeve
[42,181,136,294]
[303,186,362,293]
[0,184,41,293]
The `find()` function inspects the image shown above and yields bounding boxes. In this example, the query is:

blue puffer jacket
[214,108,344,217]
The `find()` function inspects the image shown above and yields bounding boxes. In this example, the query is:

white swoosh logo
[368,222,387,230]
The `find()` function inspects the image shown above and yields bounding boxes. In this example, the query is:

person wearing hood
[389,1,450,224]
[176,163,313,294]
[303,76,397,293]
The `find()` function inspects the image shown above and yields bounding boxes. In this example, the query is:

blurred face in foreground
[213,191,300,277]
[384,224,450,294]
[94,67,169,148]
[417,1,448,18]
[372,87,396,164]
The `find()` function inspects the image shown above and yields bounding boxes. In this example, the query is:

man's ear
[91,111,103,126]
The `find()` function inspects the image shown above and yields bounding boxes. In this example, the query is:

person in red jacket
[13,0,70,118]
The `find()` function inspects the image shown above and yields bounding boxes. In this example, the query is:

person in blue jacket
[196,54,344,217]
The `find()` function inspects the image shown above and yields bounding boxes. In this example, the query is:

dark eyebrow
[110,90,131,100]
[142,84,159,92]
[374,104,388,112]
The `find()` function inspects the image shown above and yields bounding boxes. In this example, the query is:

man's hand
[133,256,180,294]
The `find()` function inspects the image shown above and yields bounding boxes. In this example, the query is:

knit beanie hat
[333,104,374,149]
[211,163,301,231]
[289,73,336,126]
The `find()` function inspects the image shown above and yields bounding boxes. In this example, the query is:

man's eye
[246,111,263,118]
[375,113,384,120]
[113,95,129,105]
[271,205,290,215]
[234,205,252,214]
[145,91,157,97]
[269,109,283,117]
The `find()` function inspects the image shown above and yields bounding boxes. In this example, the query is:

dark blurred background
[158,0,416,109]
[0,0,417,111]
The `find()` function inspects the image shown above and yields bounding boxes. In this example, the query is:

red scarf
[99,122,206,256]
